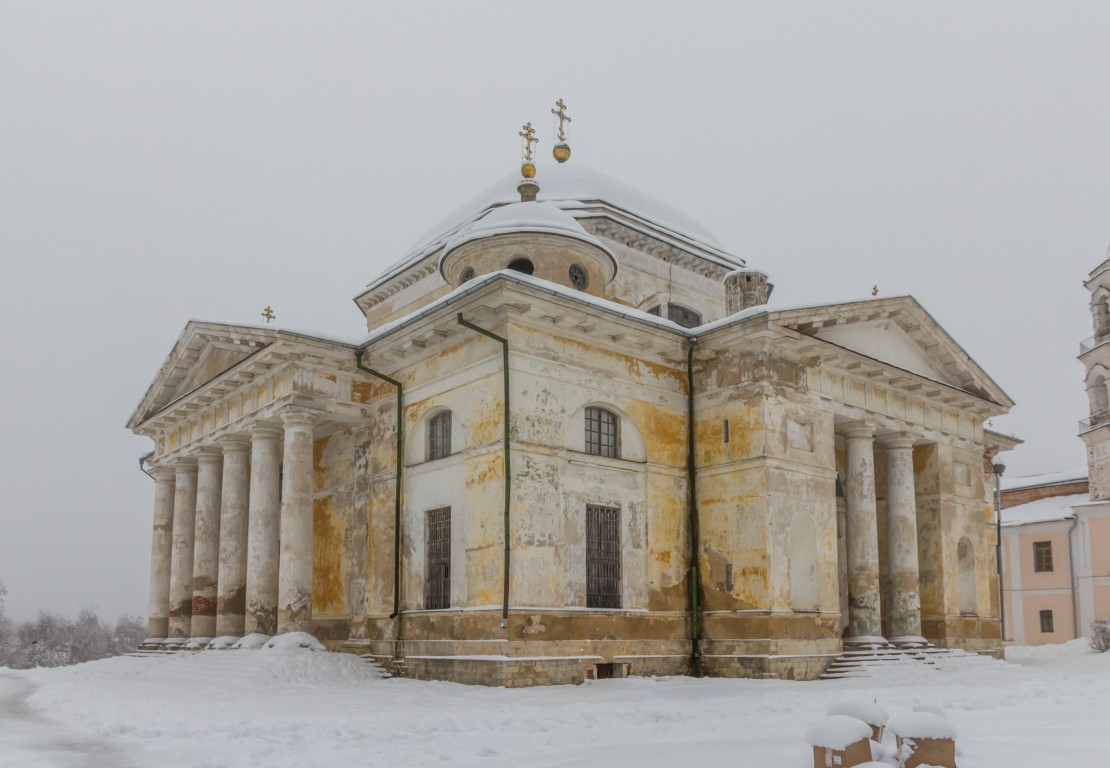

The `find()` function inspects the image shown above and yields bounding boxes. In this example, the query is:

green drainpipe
[456,313,512,628]
[354,350,405,658]
[687,337,701,677]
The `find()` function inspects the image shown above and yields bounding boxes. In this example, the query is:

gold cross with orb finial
[519,122,539,162]
[551,99,571,142]
[261,306,276,323]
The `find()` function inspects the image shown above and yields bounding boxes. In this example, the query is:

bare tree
[1091,620,1110,653]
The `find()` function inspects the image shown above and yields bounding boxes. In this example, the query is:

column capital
[279,407,320,429]
[879,432,916,450]
[248,422,284,441]
[841,421,876,441]
[195,448,224,465]
[219,435,252,453]
[149,466,177,482]
[174,458,198,473]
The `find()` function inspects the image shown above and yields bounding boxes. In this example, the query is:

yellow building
[128,159,1015,684]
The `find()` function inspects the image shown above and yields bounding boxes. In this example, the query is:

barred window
[427,411,452,461]
[585,406,619,458]
[586,504,621,608]
[667,304,701,328]
[1039,609,1054,633]
[1033,541,1053,573]
[425,507,451,610]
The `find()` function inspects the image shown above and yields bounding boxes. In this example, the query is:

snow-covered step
[357,654,393,679]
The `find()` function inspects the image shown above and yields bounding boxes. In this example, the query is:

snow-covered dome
[438,196,617,294]
[361,163,744,298]
[441,200,608,259]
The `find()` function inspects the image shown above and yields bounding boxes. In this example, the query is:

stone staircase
[819,645,999,680]
[357,654,395,679]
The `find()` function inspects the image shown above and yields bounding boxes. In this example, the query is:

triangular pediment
[126,321,279,431]
[814,319,959,385]
[776,296,1013,407]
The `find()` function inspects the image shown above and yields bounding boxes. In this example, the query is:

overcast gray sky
[1,2,1107,622]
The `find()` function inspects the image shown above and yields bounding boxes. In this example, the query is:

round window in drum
[569,263,588,290]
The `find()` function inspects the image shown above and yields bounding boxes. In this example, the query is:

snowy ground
[1,641,1107,768]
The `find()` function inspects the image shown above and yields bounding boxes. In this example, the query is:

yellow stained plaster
[313,495,346,614]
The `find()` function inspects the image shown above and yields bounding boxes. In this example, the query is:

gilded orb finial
[551,98,571,163]
[519,121,539,179]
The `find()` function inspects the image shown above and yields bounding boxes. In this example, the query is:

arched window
[1096,297,1110,338]
[1089,373,1109,417]
[508,257,534,275]
[585,406,619,458]
[957,536,977,615]
[427,410,452,461]
[667,304,701,328]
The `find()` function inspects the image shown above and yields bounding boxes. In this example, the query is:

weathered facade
[129,163,1014,684]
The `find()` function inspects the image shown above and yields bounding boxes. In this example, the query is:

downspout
[354,350,405,657]
[686,337,701,677]
[139,451,156,480]
[1067,516,1080,639]
[456,313,512,628]
[993,463,1005,642]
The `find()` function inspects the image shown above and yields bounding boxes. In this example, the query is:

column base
[843,635,891,650]
[889,635,931,649]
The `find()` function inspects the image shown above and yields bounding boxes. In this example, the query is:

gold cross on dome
[519,122,539,162]
[261,306,276,323]
[551,99,571,142]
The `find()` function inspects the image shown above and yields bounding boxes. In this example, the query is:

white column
[844,423,883,643]
[245,424,282,635]
[190,449,222,639]
[146,467,176,640]
[168,460,198,638]
[216,437,251,637]
[883,434,923,644]
[278,409,317,634]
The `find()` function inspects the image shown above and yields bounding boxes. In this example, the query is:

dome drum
[441,231,615,296]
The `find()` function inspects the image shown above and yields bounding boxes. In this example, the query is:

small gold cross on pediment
[261,306,276,323]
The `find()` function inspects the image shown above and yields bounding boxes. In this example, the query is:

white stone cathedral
[129,121,1015,684]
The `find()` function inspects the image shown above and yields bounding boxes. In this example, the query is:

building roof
[1001,465,1088,492]
[359,164,745,300]
[1001,492,1086,527]
[441,200,610,260]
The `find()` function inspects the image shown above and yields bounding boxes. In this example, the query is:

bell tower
[1079,249,1110,500]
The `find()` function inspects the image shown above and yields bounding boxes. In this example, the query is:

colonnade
[145,408,318,643]
[842,422,925,646]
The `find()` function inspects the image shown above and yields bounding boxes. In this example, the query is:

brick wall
[1001,481,1089,510]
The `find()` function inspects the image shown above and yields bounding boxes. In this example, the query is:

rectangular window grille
[1033,540,1054,572]
[1039,609,1054,633]
[425,507,451,610]
[667,304,702,328]
[427,411,452,461]
[586,504,621,608]
[585,406,619,458]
